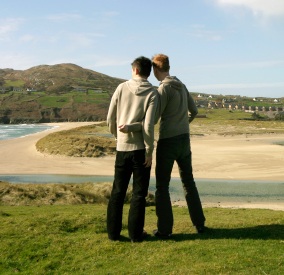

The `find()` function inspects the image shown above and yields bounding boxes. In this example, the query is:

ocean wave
[0,124,55,140]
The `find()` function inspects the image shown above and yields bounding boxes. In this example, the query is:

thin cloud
[190,82,284,90]
[188,24,223,41]
[0,53,38,70]
[19,34,36,42]
[46,13,81,22]
[102,11,119,17]
[91,56,130,67]
[66,32,105,47]
[215,0,284,17]
[194,60,284,69]
[0,18,23,39]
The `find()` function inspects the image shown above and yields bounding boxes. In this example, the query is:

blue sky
[1,0,284,98]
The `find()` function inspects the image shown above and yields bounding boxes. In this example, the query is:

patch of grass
[192,109,284,136]
[38,95,71,107]
[197,108,252,120]
[72,93,109,104]
[0,182,155,206]
[0,205,283,274]
[4,80,25,87]
[36,123,116,157]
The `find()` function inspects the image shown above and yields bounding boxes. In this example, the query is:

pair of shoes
[153,229,172,239]
[131,230,148,243]
[108,235,120,241]
[195,225,207,234]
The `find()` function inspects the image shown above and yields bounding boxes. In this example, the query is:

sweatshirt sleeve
[107,90,118,138]
[157,84,168,117]
[125,122,142,132]
[143,91,158,157]
[154,90,161,124]
[185,86,198,123]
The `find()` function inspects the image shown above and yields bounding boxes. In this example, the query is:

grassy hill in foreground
[0,203,283,274]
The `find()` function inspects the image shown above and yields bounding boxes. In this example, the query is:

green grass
[37,95,71,107]
[0,182,155,207]
[4,80,25,87]
[36,123,116,157]
[0,205,283,274]
[191,109,284,136]
[20,92,110,108]
[72,92,109,104]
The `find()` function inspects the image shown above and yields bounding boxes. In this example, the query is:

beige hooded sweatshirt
[157,76,198,139]
[107,78,158,157]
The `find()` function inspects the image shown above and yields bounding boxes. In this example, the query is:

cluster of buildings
[0,86,105,94]
[0,87,37,93]
[195,94,283,112]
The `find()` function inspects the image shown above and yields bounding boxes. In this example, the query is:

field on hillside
[0,204,283,274]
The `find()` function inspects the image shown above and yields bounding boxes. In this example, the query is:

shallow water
[0,174,283,204]
[0,124,55,140]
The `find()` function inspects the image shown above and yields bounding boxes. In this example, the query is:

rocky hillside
[0,64,125,123]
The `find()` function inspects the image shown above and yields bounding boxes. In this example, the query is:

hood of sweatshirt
[161,76,184,90]
[126,78,153,95]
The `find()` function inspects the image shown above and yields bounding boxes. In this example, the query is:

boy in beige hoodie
[106,56,158,242]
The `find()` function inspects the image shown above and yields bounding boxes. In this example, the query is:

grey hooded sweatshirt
[157,76,198,140]
[107,78,158,157]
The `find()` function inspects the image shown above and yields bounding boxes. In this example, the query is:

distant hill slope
[0,63,283,124]
[0,64,125,123]
[0,63,125,93]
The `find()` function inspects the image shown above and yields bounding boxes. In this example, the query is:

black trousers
[155,134,205,235]
[107,150,151,240]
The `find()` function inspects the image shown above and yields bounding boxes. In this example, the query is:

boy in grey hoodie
[106,56,158,242]
[152,54,206,237]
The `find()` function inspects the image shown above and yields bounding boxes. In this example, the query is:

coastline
[0,122,283,211]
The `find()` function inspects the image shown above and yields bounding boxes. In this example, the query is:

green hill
[0,64,125,123]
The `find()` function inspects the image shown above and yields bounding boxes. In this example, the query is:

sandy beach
[0,122,283,210]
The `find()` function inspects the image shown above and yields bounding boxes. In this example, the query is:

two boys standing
[106,54,206,242]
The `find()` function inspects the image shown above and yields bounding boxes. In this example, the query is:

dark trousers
[107,150,151,240]
[155,134,205,235]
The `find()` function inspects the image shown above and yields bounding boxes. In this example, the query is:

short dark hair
[131,56,152,78]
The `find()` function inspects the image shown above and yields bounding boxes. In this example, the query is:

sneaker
[131,230,148,243]
[195,225,207,234]
[108,235,120,241]
[153,229,172,239]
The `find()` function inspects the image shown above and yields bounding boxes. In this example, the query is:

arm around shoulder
[107,90,118,137]
[186,88,198,123]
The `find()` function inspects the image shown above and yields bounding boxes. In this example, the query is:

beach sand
[0,122,283,210]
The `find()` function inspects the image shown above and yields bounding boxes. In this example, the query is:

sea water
[0,124,55,140]
[0,174,283,204]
